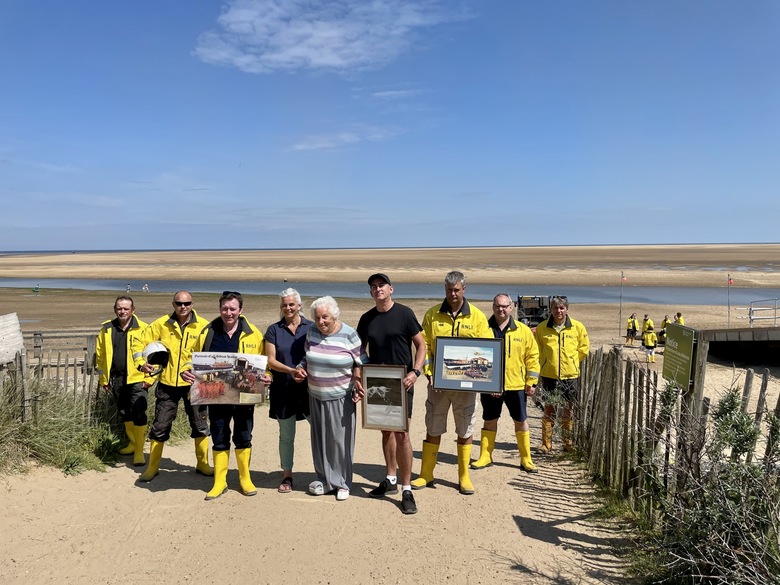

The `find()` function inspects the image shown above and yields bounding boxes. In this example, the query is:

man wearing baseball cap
[356,273,426,514]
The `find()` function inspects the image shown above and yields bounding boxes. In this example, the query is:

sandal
[278,476,293,493]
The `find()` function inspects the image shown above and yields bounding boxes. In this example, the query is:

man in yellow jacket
[412,271,491,495]
[182,291,271,500]
[535,297,589,453]
[470,294,540,473]
[95,296,150,466]
[133,290,211,482]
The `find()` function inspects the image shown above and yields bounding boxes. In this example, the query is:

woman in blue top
[265,288,312,493]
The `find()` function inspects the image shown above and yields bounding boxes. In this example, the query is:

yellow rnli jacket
[489,316,539,391]
[642,330,658,349]
[642,318,654,333]
[96,315,149,387]
[422,299,490,377]
[132,310,209,387]
[627,317,638,332]
[191,316,264,356]
[535,315,590,381]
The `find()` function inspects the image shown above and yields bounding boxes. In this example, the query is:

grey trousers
[309,394,356,492]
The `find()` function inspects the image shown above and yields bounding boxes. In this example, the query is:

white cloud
[288,124,404,151]
[194,0,469,74]
[371,89,424,100]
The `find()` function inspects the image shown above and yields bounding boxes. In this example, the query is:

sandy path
[1,395,628,585]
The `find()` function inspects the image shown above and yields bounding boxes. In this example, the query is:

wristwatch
[412,368,421,377]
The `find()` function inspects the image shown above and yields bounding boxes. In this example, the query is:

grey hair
[493,293,513,305]
[310,296,340,320]
[279,287,302,304]
[444,271,466,287]
[551,296,569,309]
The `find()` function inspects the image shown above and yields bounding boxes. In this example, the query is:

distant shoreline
[1,244,779,288]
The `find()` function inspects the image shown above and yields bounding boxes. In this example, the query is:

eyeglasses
[493,303,512,310]
[174,301,192,307]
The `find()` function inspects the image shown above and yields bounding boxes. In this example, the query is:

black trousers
[148,383,209,442]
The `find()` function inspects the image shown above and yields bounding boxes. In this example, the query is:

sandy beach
[1,244,779,584]
[2,243,780,287]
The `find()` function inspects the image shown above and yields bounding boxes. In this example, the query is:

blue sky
[1,0,778,251]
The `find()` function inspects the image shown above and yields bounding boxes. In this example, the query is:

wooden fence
[576,346,778,524]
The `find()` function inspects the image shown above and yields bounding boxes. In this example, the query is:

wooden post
[741,368,754,414]
[21,349,31,423]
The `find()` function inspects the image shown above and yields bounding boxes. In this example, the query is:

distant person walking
[659,314,672,343]
[642,325,658,363]
[625,313,639,346]
[642,314,654,335]
[126,283,131,293]
[95,296,151,466]
[142,283,149,293]
[535,297,589,453]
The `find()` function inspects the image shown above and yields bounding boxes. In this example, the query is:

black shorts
[627,329,637,338]
[539,376,580,403]
[480,390,527,422]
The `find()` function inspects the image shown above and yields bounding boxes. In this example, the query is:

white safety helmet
[142,341,170,369]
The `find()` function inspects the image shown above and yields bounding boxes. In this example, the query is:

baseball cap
[367,273,392,286]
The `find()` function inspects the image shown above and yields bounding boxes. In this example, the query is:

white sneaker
[336,488,350,501]
[308,480,325,496]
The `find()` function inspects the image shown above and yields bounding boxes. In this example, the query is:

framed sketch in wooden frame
[432,337,504,393]
[361,364,408,432]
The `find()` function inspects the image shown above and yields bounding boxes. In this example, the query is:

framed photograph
[189,352,269,405]
[432,337,504,393]
[361,364,408,432]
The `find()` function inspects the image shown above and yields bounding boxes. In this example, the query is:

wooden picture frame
[432,336,504,393]
[361,364,408,432]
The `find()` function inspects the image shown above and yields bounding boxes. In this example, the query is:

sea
[2,278,779,307]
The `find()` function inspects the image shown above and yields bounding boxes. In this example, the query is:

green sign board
[662,323,696,388]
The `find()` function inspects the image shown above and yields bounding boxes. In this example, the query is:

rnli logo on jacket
[243,343,259,351]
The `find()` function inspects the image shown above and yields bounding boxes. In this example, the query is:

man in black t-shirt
[356,273,426,515]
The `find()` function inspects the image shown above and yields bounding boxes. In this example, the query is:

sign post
[662,323,696,389]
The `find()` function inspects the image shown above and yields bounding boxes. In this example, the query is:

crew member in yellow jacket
[133,290,211,482]
[470,294,540,474]
[535,297,589,453]
[95,295,151,466]
[412,271,491,496]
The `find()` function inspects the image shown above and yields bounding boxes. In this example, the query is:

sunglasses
[222,290,241,296]
[174,301,193,307]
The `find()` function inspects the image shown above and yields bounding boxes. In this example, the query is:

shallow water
[3,278,780,306]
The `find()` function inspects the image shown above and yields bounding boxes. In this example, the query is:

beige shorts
[423,387,478,439]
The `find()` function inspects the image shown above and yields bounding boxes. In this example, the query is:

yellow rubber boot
[194,436,214,476]
[139,440,163,482]
[118,422,135,455]
[651,355,656,363]
[133,424,147,467]
[411,441,438,490]
[470,429,496,469]
[540,416,553,454]
[235,448,257,496]
[516,430,538,473]
[457,443,475,495]
[205,450,229,500]
[562,418,575,453]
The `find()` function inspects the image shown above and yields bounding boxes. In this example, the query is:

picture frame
[189,352,269,405]
[432,336,504,393]
[361,364,408,432]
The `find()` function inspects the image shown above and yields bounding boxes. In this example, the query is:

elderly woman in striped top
[292,296,364,501]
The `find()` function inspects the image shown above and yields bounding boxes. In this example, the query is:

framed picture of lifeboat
[189,352,268,405]
[432,337,504,393]
[361,364,408,432]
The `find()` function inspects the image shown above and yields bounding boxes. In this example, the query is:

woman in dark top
[264,288,312,493]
